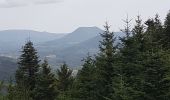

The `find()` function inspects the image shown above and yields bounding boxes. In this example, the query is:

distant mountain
[0,27,125,81]
[42,27,102,45]
[37,27,103,53]
[0,56,17,81]
[59,32,124,58]
[44,31,125,67]
[54,35,102,67]
[0,30,65,56]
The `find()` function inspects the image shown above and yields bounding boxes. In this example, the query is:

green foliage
[143,50,170,100]
[56,63,73,100]
[6,83,32,100]
[13,40,40,100]
[72,54,97,100]
[144,14,163,51]
[116,15,145,100]
[162,11,170,49]
[95,22,117,100]
[33,60,57,100]
[0,81,4,99]
[56,63,73,91]
[2,10,170,100]
[141,15,170,99]
[0,81,4,92]
[15,41,40,91]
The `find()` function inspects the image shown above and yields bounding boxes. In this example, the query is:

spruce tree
[116,16,145,100]
[95,22,117,100]
[162,10,170,49]
[142,16,170,99]
[15,41,40,92]
[143,50,170,100]
[144,15,163,51]
[33,60,57,100]
[56,63,73,99]
[73,54,97,100]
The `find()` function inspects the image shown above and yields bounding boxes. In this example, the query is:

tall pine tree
[73,54,97,100]
[95,22,117,100]
[56,63,73,100]
[33,60,57,100]
[142,16,170,100]
[162,10,170,49]
[116,16,145,100]
[15,40,40,92]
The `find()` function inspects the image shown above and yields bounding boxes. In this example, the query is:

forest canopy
[0,10,170,100]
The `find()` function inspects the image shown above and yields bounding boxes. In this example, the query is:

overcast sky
[0,0,169,33]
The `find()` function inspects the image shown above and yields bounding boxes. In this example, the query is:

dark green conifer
[33,60,57,100]
[162,11,170,49]
[95,22,117,100]
[15,40,40,97]
[116,16,145,100]
[74,54,97,100]
[143,15,170,99]
[143,50,170,100]
[56,63,73,100]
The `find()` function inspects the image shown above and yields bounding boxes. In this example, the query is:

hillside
[44,32,124,67]
[0,30,65,56]
[37,27,103,55]
[0,56,17,81]
[0,27,124,69]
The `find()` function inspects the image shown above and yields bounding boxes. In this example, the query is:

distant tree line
[0,10,170,100]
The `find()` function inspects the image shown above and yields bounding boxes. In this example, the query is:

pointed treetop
[121,14,132,38]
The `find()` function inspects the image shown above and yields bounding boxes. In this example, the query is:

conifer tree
[144,15,163,51]
[73,54,97,100]
[143,50,170,100]
[7,79,15,100]
[162,11,170,49]
[95,22,117,100]
[15,41,40,93]
[57,63,73,91]
[121,15,132,38]
[142,16,170,99]
[33,60,57,100]
[6,81,32,100]
[56,63,73,99]
[116,16,145,100]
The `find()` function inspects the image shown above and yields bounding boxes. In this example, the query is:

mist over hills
[0,27,125,66]
[0,56,17,81]
[45,35,103,67]
[0,27,124,79]
[0,30,65,56]
[36,27,104,67]
[36,27,125,67]
[37,27,103,53]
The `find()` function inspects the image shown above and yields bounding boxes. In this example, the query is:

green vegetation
[0,11,170,100]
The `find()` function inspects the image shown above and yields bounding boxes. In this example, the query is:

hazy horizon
[0,0,170,33]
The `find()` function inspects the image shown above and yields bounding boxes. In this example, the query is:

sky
[0,0,170,33]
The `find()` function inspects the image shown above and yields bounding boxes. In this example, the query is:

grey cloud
[34,0,62,4]
[0,0,27,8]
[0,0,64,8]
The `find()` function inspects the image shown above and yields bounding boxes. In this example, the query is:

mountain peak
[39,26,104,50]
[73,26,102,33]
[76,26,99,29]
